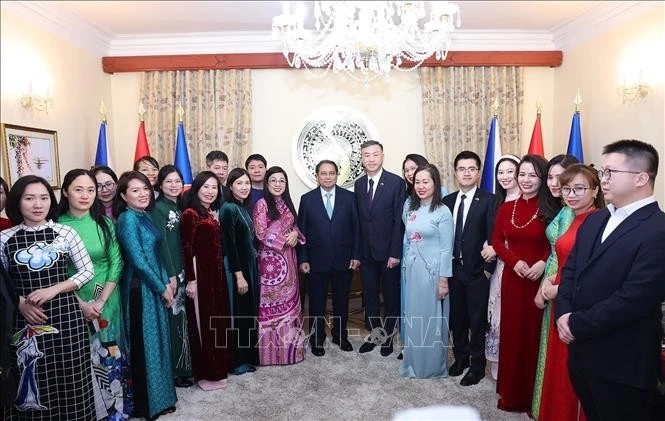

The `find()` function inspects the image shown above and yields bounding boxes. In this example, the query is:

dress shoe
[332,337,353,352]
[174,376,193,388]
[449,359,470,377]
[460,370,484,386]
[358,341,376,353]
[380,342,393,357]
[311,345,325,357]
[150,405,176,421]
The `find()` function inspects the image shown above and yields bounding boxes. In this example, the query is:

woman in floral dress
[57,168,131,420]
[399,165,453,379]
[253,166,306,366]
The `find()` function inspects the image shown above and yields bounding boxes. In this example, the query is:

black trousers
[308,270,352,346]
[449,266,490,373]
[568,354,650,421]
[360,259,400,341]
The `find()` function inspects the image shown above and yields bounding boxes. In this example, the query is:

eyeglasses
[455,167,479,174]
[561,186,590,197]
[268,179,287,185]
[597,168,640,180]
[164,179,183,186]
[97,182,116,192]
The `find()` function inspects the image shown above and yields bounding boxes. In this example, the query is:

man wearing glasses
[556,139,665,421]
[443,150,496,386]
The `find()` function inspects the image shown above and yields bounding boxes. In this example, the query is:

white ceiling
[2,1,656,56]
[46,1,603,34]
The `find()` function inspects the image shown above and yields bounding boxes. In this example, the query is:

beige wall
[0,7,112,188]
[553,5,665,202]
[522,67,556,156]
[109,73,142,174]
[251,68,424,202]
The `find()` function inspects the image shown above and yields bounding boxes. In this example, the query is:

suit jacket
[297,187,361,272]
[443,189,496,281]
[354,170,406,262]
[556,201,665,389]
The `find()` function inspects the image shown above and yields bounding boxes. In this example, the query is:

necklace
[511,195,539,229]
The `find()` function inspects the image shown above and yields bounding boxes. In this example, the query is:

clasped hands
[285,230,299,248]
[513,260,545,281]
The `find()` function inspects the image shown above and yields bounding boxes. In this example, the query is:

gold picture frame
[1,124,61,189]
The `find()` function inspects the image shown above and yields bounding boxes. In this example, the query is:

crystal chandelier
[272,1,461,81]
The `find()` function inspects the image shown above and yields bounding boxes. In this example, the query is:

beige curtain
[421,67,523,191]
[139,69,252,174]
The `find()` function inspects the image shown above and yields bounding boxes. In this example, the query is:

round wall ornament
[291,106,379,189]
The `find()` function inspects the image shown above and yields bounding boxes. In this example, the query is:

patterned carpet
[157,334,529,421]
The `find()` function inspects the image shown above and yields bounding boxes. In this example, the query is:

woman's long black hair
[402,153,430,195]
[408,164,443,213]
[57,169,113,247]
[263,166,297,221]
[493,155,520,213]
[182,171,220,218]
[5,175,58,223]
[226,168,252,209]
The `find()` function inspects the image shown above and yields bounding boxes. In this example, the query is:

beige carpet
[156,335,530,421]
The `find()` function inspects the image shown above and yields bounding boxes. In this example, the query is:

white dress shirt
[452,186,477,232]
[367,168,383,200]
[601,196,656,242]
[320,186,336,210]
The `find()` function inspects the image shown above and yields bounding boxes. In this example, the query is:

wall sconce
[20,82,53,113]
[618,82,650,104]
[618,66,650,104]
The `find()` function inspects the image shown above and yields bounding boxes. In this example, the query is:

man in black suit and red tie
[443,151,496,386]
[354,140,406,356]
[556,139,665,421]
[297,160,361,356]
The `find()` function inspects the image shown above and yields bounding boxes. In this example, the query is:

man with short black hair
[443,150,496,386]
[206,150,230,205]
[354,140,405,357]
[298,160,360,356]
[206,150,230,185]
[556,139,665,421]
[245,154,267,209]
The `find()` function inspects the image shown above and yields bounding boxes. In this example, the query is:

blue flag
[480,116,502,193]
[94,121,112,167]
[567,112,584,162]
[174,121,193,187]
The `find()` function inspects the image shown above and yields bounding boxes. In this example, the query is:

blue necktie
[325,192,333,219]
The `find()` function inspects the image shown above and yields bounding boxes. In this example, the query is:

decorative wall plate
[292,106,379,189]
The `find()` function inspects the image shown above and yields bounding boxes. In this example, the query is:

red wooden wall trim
[102,51,563,74]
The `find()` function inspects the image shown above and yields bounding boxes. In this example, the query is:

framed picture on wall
[1,124,61,189]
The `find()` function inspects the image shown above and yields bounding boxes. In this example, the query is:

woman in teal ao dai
[399,165,454,379]
[57,169,132,420]
[114,171,177,420]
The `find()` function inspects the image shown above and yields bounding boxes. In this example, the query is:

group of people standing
[1,138,663,421]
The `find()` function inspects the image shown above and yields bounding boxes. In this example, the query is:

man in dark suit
[206,150,231,203]
[298,160,361,356]
[354,140,405,356]
[556,139,665,421]
[443,151,496,386]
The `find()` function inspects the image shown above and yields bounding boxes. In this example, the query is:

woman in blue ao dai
[400,165,454,379]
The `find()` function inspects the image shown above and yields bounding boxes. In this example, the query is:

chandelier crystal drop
[272,1,461,81]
